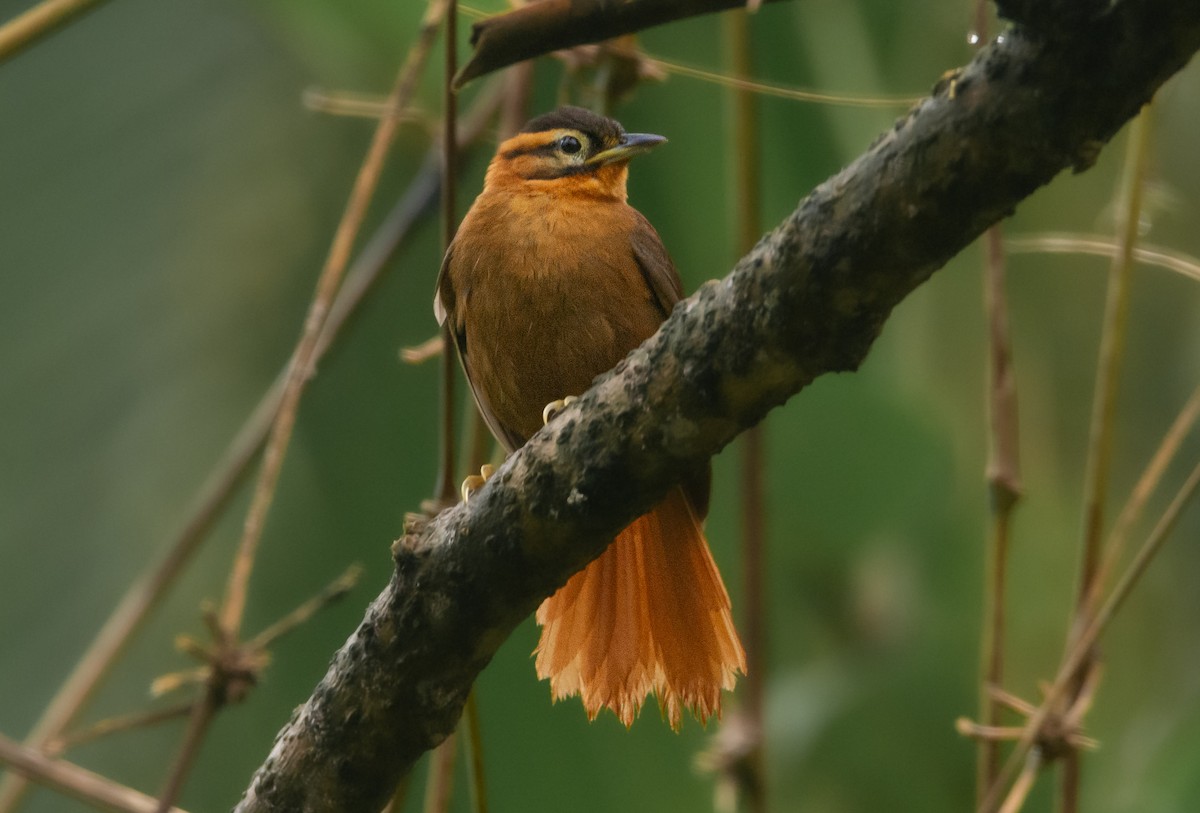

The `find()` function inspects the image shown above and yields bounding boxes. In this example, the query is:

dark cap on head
[520,106,626,146]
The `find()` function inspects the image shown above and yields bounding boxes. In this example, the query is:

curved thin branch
[237,1,1200,810]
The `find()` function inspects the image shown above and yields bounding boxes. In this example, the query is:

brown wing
[630,210,684,318]
[629,210,712,518]
[434,246,525,453]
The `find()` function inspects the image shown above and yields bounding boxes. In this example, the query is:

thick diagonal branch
[236,3,1200,810]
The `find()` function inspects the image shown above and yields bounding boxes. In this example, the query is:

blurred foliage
[1,0,1199,811]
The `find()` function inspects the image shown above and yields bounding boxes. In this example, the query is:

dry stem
[720,7,768,813]
[980,457,1200,811]
[0,732,188,813]
[1059,105,1153,813]
[978,219,1022,803]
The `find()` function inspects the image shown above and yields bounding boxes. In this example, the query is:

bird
[434,105,745,729]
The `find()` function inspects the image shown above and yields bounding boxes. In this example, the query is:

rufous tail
[534,486,746,729]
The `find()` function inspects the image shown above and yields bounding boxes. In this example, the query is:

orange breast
[448,188,664,445]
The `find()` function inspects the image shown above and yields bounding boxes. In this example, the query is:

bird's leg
[542,395,578,425]
[460,463,495,504]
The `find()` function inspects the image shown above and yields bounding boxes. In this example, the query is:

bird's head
[484,106,665,198]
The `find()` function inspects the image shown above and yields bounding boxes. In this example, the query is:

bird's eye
[559,135,582,155]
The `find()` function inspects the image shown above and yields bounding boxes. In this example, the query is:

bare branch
[237,2,1200,810]
[0,733,187,813]
[455,0,785,89]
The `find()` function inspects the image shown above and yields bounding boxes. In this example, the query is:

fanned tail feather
[534,486,746,729]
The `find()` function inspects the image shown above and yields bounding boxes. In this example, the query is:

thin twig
[1074,113,1154,602]
[433,0,461,509]
[0,731,188,813]
[1006,234,1200,282]
[1060,105,1153,813]
[998,750,1043,813]
[246,565,363,651]
[302,88,427,124]
[422,734,457,813]
[726,7,767,813]
[153,687,220,813]
[0,0,109,64]
[47,702,196,755]
[646,54,919,108]
[1074,109,1154,608]
[980,456,1200,812]
[1090,383,1200,607]
[978,219,1022,805]
[218,0,451,639]
[462,690,488,813]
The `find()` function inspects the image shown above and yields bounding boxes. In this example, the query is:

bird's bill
[585,132,667,166]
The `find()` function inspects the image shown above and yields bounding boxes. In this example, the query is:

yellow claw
[542,395,578,426]
[460,463,496,504]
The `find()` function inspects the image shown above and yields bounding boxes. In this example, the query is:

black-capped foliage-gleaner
[435,106,745,729]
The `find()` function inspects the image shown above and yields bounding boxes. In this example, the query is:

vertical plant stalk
[218,0,451,639]
[382,773,414,813]
[997,751,1042,813]
[0,0,109,63]
[433,0,461,509]
[422,733,457,813]
[424,8,467,812]
[724,8,767,812]
[152,688,219,813]
[973,0,1022,792]
[978,221,1022,805]
[1060,106,1153,812]
[461,690,488,813]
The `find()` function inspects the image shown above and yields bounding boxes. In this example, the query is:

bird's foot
[542,395,578,426]
[460,463,496,504]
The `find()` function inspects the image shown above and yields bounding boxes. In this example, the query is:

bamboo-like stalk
[433,0,461,509]
[977,220,1022,804]
[1060,106,1153,813]
[462,690,488,813]
[724,8,767,812]
[152,689,219,813]
[422,734,457,813]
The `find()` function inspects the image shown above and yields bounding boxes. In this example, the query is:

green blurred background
[2,0,1199,810]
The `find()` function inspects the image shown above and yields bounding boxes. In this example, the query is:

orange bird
[435,106,745,728]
